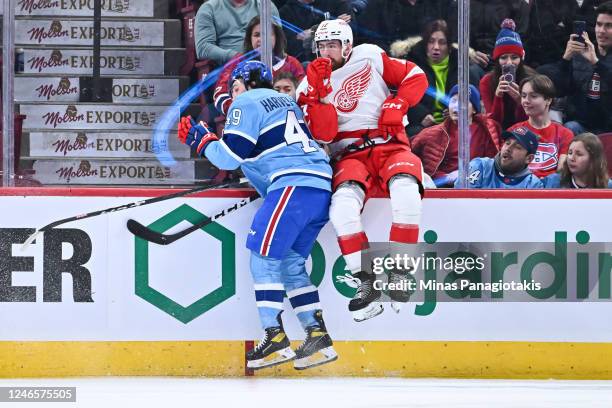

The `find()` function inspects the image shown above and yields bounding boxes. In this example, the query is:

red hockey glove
[178,116,219,157]
[378,95,409,136]
[306,57,333,99]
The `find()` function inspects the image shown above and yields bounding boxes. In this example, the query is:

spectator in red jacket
[508,74,574,178]
[411,84,501,186]
[480,19,536,129]
[213,16,305,116]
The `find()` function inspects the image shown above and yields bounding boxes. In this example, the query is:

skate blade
[352,302,384,322]
[294,346,338,370]
[247,347,296,370]
[391,302,402,314]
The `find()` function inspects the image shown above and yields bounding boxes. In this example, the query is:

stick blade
[126,219,169,245]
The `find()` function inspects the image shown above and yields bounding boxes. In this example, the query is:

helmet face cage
[313,19,353,60]
[229,60,273,94]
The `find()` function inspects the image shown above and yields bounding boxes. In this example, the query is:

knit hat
[492,19,525,60]
[448,84,481,114]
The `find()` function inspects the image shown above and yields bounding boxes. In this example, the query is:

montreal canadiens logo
[334,63,372,113]
[529,142,559,171]
[513,127,528,135]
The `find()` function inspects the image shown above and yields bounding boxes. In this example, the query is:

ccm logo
[382,102,403,109]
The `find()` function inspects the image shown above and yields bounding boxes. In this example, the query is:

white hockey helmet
[314,19,353,59]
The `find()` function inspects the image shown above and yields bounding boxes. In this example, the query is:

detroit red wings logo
[334,63,372,113]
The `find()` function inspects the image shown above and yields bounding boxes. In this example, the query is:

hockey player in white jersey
[178,61,337,370]
[297,20,428,322]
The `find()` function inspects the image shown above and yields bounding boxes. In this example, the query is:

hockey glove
[378,95,409,136]
[306,58,333,99]
[178,116,219,157]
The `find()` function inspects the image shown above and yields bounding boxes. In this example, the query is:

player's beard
[330,57,344,71]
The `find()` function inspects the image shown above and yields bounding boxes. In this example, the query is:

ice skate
[388,268,416,303]
[246,312,296,370]
[348,271,384,322]
[387,267,415,313]
[294,311,338,370]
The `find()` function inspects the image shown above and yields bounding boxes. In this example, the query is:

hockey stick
[21,178,248,250]
[127,193,259,245]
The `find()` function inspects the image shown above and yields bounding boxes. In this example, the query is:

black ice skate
[294,311,338,370]
[387,266,415,313]
[246,312,296,370]
[348,271,384,322]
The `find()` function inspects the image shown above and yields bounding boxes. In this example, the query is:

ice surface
[0,377,612,408]
[1,377,612,408]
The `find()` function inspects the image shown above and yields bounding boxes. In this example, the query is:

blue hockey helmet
[229,60,273,92]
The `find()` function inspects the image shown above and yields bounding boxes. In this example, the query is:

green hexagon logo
[134,204,235,323]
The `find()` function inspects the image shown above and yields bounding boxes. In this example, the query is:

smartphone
[501,64,517,83]
[574,20,586,44]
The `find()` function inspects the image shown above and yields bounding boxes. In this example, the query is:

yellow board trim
[0,341,244,378]
[2,341,612,379]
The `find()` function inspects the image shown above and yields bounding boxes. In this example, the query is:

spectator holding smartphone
[508,74,574,178]
[538,2,612,135]
[459,0,530,83]
[543,132,612,188]
[480,19,536,129]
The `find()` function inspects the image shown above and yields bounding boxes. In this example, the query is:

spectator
[279,0,353,62]
[355,0,453,53]
[539,1,612,135]
[458,127,543,188]
[480,19,536,129]
[467,0,531,73]
[213,16,305,116]
[391,19,479,136]
[508,75,574,178]
[195,0,279,65]
[575,0,608,41]
[273,72,299,100]
[411,84,501,187]
[543,132,612,187]
[524,0,576,68]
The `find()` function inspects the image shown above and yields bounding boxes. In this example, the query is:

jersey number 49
[284,111,317,153]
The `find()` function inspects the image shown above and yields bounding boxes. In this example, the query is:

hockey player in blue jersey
[458,127,543,189]
[177,60,337,370]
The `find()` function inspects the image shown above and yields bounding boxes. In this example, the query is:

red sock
[337,231,369,255]
[389,223,419,243]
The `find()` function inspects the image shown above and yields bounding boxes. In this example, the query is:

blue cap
[502,127,539,155]
[448,84,481,113]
